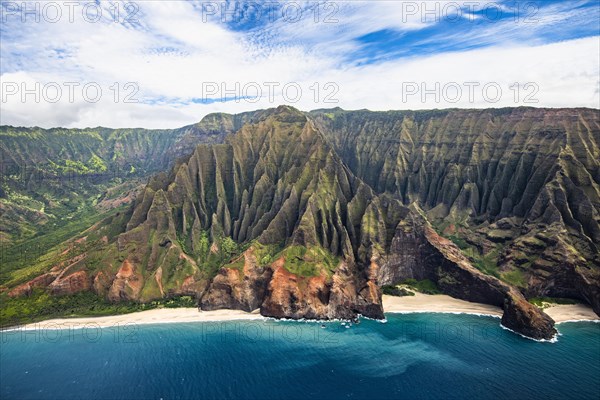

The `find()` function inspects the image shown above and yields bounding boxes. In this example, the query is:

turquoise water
[1,313,599,399]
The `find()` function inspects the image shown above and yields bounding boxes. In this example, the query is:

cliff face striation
[4,106,599,340]
[313,107,600,319]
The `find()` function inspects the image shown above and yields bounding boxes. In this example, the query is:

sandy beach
[382,293,599,323]
[14,308,264,330]
[544,304,600,323]
[382,293,503,317]
[9,294,598,331]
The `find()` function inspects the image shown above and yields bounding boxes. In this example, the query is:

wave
[499,323,559,343]
[555,319,600,324]
[385,310,502,319]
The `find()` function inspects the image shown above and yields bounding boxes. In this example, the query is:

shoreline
[382,293,503,318]
[382,293,599,324]
[5,294,598,331]
[7,308,265,331]
[544,304,600,324]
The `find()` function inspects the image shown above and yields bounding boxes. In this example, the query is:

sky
[0,0,599,128]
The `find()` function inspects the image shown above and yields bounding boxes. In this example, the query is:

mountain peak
[250,105,306,123]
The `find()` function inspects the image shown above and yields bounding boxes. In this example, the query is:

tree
[221,237,238,261]
[198,231,209,261]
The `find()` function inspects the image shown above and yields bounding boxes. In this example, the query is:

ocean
[1,313,599,400]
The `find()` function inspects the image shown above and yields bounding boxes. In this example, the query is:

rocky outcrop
[501,289,556,340]
[8,273,59,297]
[258,257,384,320]
[260,259,330,319]
[93,271,111,296]
[201,247,272,312]
[108,260,144,302]
[377,206,557,340]
[575,269,600,316]
[327,259,384,320]
[423,228,557,340]
[48,270,90,296]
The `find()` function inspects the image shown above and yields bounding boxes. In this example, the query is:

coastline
[7,294,598,331]
[544,304,600,324]
[10,308,264,331]
[382,293,599,323]
[382,293,503,318]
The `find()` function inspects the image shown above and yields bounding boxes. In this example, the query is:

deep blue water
[1,314,599,400]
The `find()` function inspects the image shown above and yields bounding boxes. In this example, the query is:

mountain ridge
[2,105,599,340]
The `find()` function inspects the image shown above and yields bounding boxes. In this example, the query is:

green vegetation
[277,245,339,277]
[221,237,239,260]
[471,253,501,278]
[213,241,340,278]
[445,233,500,278]
[0,290,197,328]
[0,205,128,286]
[446,234,470,251]
[529,296,578,309]
[87,154,108,172]
[501,268,527,287]
[381,285,415,297]
[194,233,249,278]
[252,241,279,266]
[223,257,246,273]
[401,278,441,294]
[444,232,530,288]
[197,231,211,261]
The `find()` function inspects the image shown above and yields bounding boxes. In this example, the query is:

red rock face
[6,250,89,298]
[108,260,144,302]
[201,247,272,312]
[155,266,165,297]
[259,257,383,320]
[48,271,90,295]
[8,273,59,297]
[93,271,111,296]
[178,275,205,297]
[260,260,330,319]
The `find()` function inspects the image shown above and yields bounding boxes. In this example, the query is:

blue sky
[350,1,599,64]
[1,0,599,128]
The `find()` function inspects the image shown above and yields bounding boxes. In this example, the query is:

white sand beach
[382,293,503,317]
[382,293,599,323]
[544,304,600,323]
[15,308,263,330]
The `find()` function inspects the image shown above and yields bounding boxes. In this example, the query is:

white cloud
[1,1,598,128]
